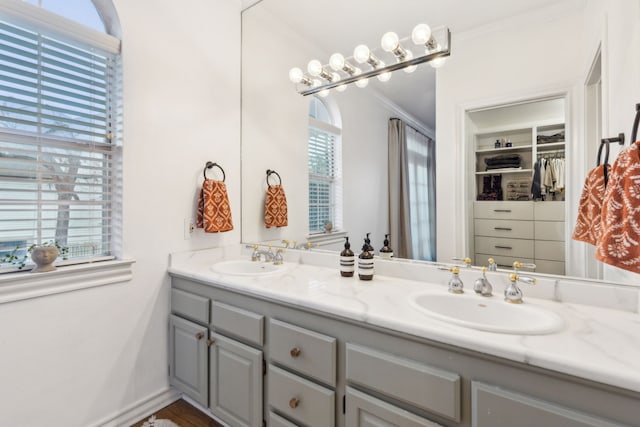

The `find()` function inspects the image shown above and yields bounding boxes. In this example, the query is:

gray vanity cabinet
[209,331,263,427]
[168,314,208,407]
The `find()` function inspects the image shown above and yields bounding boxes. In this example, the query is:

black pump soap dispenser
[358,233,374,281]
[380,234,393,259]
[340,237,355,277]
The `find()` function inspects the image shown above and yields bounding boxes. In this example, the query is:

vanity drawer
[269,411,299,427]
[534,201,565,221]
[211,300,264,346]
[474,201,533,220]
[474,218,533,239]
[269,319,336,387]
[535,240,565,261]
[171,288,209,325]
[535,260,565,275]
[268,364,335,427]
[475,236,534,259]
[346,343,461,422]
[475,253,534,270]
[535,220,565,241]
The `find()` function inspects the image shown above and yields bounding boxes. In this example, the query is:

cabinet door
[210,332,263,427]
[345,387,442,427]
[472,382,625,427]
[168,314,208,407]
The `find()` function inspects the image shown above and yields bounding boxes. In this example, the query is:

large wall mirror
[241,0,640,286]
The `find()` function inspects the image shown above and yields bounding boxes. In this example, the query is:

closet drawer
[211,300,264,346]
[535,241,565,261]
[474,201,533,220]
[475,236,534,259]
[474,218,533,239]
[534,201,565,221]
[535,221,565,241]
[269,319,336,387]
[346,343,461,422]
[268,365,335,427]
[535,260,565,275]
[475,254,534,270]
[171,289,209,325]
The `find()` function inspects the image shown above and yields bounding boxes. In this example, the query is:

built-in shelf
[476,145,533,154]
[476,168,533,176]
[537,142,565,150]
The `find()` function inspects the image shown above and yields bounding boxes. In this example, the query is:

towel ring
[266,169,282,187]
[204,161,226,182]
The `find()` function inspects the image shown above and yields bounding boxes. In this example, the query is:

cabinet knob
[289,397,300,409]
[195,332,205,340]
[290,347,301,358]
[207,338,215,347]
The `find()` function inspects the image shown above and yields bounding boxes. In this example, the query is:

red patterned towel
[264,185,288,228]
[196,179,233,233]
[596,141,640,273]
[572,164,607,245]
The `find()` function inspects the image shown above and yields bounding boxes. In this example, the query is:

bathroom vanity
[168,248,640,427]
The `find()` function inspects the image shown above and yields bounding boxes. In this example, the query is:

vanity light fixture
[289,24,451,96]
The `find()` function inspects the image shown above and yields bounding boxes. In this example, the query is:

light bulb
[377,71,392,82]
[430,56,447,68]
[336,84,347,92]
[289,67,304,83]
[329,53,345,71]
[380,31,399,52]
[307,59,323,77]
[403,50,417,73]
[411,23,432,45]
[331,72,340,83]
[318,89,330,97]
[312,79,322,88]
[355,78,369,88]
[353,44,370,63]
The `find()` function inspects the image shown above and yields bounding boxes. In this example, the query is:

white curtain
[388,119,436,260]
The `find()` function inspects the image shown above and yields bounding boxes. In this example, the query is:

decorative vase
[30,246,58,273]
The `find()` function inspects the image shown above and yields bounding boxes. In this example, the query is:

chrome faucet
[487,258,497,272]
[504,273,536,304]
[293,241,313,250]
[273,249,284,265]
[473,266,493,297]
[448,267,464,294]
[248,244,275,262]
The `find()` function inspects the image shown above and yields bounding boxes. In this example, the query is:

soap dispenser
[340,237,355,277]
[358,233,374,281]
[379,234,393,259]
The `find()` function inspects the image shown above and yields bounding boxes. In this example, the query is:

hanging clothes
[596,141,640,273]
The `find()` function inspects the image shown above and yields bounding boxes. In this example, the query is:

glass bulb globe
[355,78,369,88]
[318,89,330,97]
[380,31,399,52]
[336,84,347,92]
[430,56,447,68]
[329,53,345,71]
[411,23,432,45]
[331,72,340,83]
[289,67,304,83]
[312,79,322,88]
[377,71,392,82]
[403,51,417,73]
[307,59,323,77]
[353,44,370,63]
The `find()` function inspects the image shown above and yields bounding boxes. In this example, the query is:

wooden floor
[131,399,224,427]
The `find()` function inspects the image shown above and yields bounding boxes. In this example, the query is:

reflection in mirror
[241,0,640,286]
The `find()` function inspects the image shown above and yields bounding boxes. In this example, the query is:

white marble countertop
[168,246,640,394]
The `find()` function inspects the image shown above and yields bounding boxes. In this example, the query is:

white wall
[436,2,586,263]
[0,1,241,425]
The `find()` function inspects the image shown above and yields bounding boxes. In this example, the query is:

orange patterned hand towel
[264,184,288,228]
[197,179,233,233]
[572,164,607,245]
[596,141,640,273]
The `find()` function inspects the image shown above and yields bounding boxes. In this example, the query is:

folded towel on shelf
[264,184,288,228]
[196,179,233,233]
[572,164,607,245]
[484,154,522,170]
[596,141,640,272]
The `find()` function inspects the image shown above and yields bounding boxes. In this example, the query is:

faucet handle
[448,266,464,294]
[512,261,536,273]
[505,273,536,304]
[274,248,284,265]
[452,257,472,268]
[487,258,497,271]
[281,239,290,248]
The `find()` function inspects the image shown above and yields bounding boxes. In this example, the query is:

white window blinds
[308,123,342,234]
[0,11,121,265]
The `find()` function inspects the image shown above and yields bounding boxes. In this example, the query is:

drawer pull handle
[207,338,215,347]
[290,347,301,358]
[195,332,205,340]
[289,398,300,409]
[494,227,513,231]
[494,209,512,213]
[495,245,513,250]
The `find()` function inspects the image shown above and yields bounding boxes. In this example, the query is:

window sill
[307,230,348,247]
[0,259,135,304]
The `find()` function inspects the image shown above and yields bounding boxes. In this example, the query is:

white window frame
[0,0,132,303]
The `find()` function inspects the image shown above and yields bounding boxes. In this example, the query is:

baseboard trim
[92,387,181,427]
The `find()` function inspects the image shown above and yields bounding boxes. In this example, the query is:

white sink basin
[409,291,564,335]
[210,259,287,277]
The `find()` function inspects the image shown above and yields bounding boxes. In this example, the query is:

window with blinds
[0,13,121,267]
[308,97,342,234]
